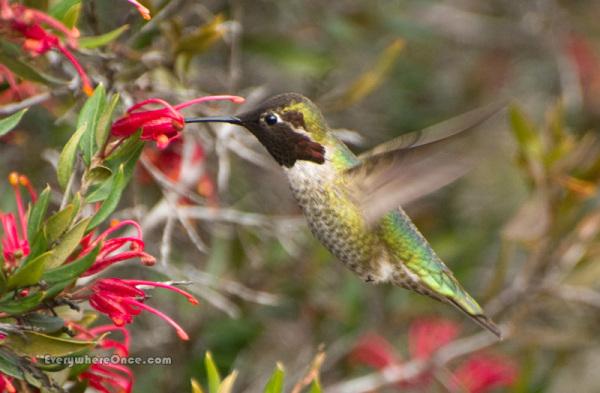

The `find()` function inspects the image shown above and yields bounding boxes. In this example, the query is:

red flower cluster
[0,172,36,269]
[0,0,92,95]
[351,317,517,392]
[70,322,133,393]
[88,278,198,340]
[75,219,156,276]
[111,95,244,149]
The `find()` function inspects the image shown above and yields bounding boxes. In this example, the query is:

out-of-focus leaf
[44,204,75,244]
[7,252,52,290]
[43,244,99,284]
[0,42,66,85]
[175,14,225,56]
[5,331,99,358]
[191,378,205,393]
[78,84,106,164]
[509,105,542,158]
[22,314,65,334]
[218,371,238,393]
[0,109,28,137]
[0,271,6,296]
[244,36,333,77]
[88,164,125,229]
[0,349,25,380]
[49,0,79,20]
[80,25,129,49]
[205,352,221,393]
[46,218,90,269]
[95,93,120,148]
[263,363,285,393]
[329,38,405,110]
[27,185,50,241]
[308,380,322,393]
[57,122,86,189]
[0,291,44,315]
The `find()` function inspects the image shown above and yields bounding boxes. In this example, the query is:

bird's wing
[346,102,505,226]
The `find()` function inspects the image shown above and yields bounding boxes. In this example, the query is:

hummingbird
[186,93,502,338]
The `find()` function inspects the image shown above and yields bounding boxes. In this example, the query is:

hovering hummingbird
[186,93,502,338]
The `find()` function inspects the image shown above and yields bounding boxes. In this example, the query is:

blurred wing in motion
[347,102,505,226]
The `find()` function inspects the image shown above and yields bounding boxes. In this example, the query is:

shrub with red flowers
[351,317,517,392]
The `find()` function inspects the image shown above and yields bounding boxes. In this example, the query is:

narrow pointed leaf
[43,244,99,284]
[95,93,120,147]
[80,25,129,49]
[78,84,106,164]
[205,352,221,393]
[0,291,44,315]
[263,363,285,393]
[7,252,53,290]
[57,123,87,188]
[46,218,91,269]
[218,371,238,393]
[0,109,28,137]
[44,204,75,244]
[5,331,99,358]
[27,185,51,241]
[88,164,125,229]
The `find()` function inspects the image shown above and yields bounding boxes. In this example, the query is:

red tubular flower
[70,322,134,393]
[89,278,198,340]
[111,95,245,149]
[127,0,151,20]
[74,219,156,276]
[0,373,16,393]
[408,317,460,359]
[451,354,517,393]
[350,333,399,369]
[0,0,92,95]
[1,172,36,269]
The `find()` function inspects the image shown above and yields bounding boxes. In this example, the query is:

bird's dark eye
[265,113,278,125]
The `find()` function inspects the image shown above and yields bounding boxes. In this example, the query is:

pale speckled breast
[284,160,389,281]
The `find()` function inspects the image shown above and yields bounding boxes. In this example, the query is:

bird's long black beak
[184,116,242,125]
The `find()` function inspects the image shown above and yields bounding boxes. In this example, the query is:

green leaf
[308,380,322,393]
[0,42,67,85]
[80,25,129,49]
[88,164,125,229]
[7,252,52,290]
[78,84,106,164]
[205,352,221,393]
[43,244,99,284]
[85,165,113,184]
[44,204,75,244]
[49,0,80,21]
[0,291,44,315]
[263,363,285,393]
[85,136,142,203]
[0,109,28,137]
[57,122,87,189]
[218,371,238,393]
[95,92,120,148]
[105,129,143,162]
[0,349,25,380]
[5,331,98,358]
[0,271,7,296]
[46,218,91,269]
[509,105,542,158]
[27,185,51,241]
[22,314,65,334]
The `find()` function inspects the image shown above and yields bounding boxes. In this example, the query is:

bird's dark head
[186,93,327,167]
